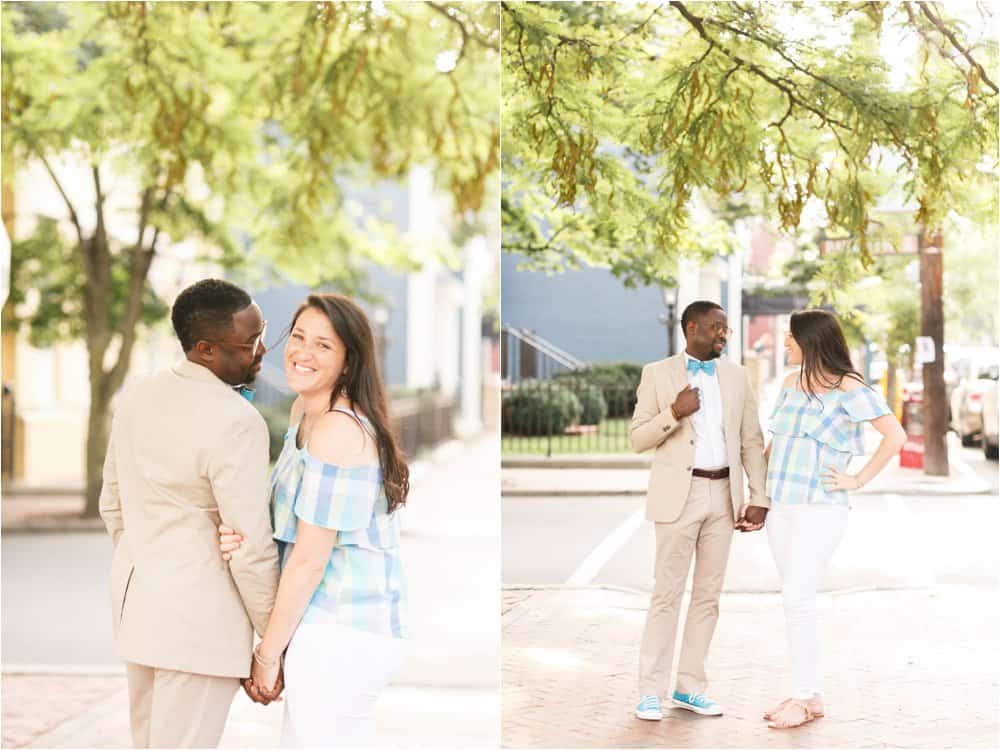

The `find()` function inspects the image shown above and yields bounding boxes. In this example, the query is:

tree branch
[918,2,998,95]
[109,201,163,394]
[16,129,85,247]
[670,2,853,132]
[614,3,668,45]
[427,2,499,66]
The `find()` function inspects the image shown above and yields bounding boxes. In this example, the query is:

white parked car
[981,365,998,460]
[949,349,1000,446]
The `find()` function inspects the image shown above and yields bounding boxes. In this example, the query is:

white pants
[281,623,407,748]
[765,502,848,700]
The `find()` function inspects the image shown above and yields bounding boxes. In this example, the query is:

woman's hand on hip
[218,524,244,561]
[821,466,861,492]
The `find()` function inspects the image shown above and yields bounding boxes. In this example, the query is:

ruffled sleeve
[768,386,788,421]
[841,386,892,423]
[294,455,382,531]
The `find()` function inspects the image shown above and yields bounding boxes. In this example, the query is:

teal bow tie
[686,359,716,376]
[234,385,256,403]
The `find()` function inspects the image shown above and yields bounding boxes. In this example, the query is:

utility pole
[919,227,949,476]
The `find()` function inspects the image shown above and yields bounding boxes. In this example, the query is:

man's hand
[672,384,701,419]
[736,504,768,532]
[241,660,285,705]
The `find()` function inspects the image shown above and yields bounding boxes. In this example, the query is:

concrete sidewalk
[2,434,501,748]
[502,585,1000,748]
[502,433,994,498]
[2,675,496,749]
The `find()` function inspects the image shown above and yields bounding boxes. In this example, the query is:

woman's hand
[250,649,282,696]
[821,466,862,492]
[219,524,244,561]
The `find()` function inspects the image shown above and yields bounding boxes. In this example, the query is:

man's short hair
[680,300,725,337]
[171,279,252,352]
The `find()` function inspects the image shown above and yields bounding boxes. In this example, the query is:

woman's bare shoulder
[309,409,376,467]
[838,374,868,392]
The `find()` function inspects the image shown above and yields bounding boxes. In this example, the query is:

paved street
[2,435,501,748]
[503,436,998,590]
[501,436,1000,747]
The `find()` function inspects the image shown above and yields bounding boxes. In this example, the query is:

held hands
[219,524,244,561]
[735,504,768,533]
[242,651,285,705]
[672,384,701,419]
[821,466,862,492]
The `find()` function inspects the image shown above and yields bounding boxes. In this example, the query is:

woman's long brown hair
[789,309,866,400]
[291,294,409,514]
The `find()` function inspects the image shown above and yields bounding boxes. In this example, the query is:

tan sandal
[764,697,824,721]
[763,698,792,720]
[767,699,820,729]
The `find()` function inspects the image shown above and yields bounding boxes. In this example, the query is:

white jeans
[765,502,848,699]
[281,623,407,748]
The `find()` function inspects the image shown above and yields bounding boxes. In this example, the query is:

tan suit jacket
[630,354,768,523]
[100,359,280,678]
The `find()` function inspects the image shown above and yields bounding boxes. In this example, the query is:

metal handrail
[502,326,587,371]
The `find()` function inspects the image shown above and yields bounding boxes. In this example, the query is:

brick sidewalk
[502,586,1000,748]
[2,675,497,748]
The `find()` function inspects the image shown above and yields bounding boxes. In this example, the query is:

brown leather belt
[692,467,730,480]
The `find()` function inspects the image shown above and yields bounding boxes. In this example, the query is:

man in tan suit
[632,300,768,721]
[100,278,280,747]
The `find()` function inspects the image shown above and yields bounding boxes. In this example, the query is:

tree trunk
[83,377,112,518]
[920,228,949,476]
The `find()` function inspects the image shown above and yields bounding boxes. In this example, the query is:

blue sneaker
[635,695,663,721]
[672,690,723,716]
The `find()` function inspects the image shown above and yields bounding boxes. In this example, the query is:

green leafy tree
[503,0,996,475]
[503,1,996,281]
[2,1,499,515]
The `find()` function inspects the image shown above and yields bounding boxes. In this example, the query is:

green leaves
[502,1,998,296]
[3,1,500,344]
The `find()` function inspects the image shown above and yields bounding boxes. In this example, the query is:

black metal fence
[393,394,456,460]
[1,384,14,481]
[260,393,455,463]
[501,379,638,456]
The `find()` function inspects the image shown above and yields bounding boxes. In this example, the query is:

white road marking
[948,442,982,483]
[566,502,646,585]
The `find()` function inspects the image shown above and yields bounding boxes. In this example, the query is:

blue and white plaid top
[767,384,891,506]
[269,414,407,639]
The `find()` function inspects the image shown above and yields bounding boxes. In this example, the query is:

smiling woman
[217,292,411,747]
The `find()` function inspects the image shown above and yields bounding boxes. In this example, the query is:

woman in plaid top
[759,310,905,730]
[219,294,409,748]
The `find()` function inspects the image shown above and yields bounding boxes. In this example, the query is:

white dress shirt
[684,352,728,470]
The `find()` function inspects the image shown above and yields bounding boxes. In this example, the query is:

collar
[171,357,234,390]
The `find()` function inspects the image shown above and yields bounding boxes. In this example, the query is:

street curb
[502,487,645,498]
[501,485,993,498]
[502,455,651,469]
[2,518,107,534]
[500,582,955,597]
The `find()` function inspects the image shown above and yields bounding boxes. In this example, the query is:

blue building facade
[501,252,672,366]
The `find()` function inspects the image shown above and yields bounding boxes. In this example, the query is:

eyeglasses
[702,322,733,337]
[208,322,268,352]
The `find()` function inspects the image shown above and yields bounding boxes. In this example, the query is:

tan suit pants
[126,662,240,748]
[638,476,734,698]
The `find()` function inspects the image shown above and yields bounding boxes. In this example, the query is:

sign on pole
[915,336,936,364]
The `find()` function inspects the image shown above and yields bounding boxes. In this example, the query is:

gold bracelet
[253,645,278,667]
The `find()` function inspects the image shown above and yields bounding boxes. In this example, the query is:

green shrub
[256,400,296,463]
[503,379,582,435]
[546,376,607,425]
[554,361,642,418]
